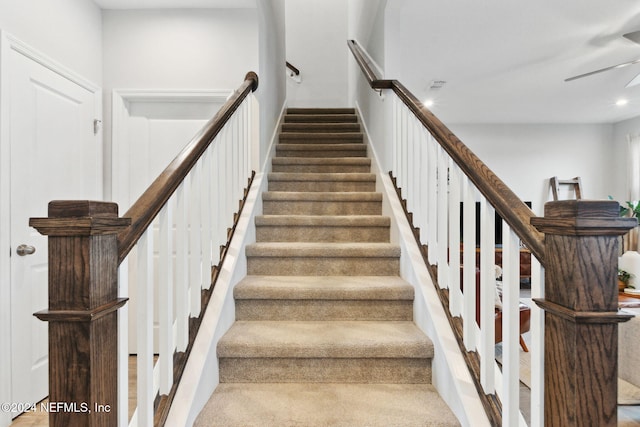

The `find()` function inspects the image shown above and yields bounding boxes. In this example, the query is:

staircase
[194,108,460,426]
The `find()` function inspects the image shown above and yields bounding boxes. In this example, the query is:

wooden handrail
[117,71,258,264]
[286,61,300,76]
[347,40,545,264]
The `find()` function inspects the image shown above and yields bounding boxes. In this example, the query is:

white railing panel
[501,224,521,426]
[479,197,495,392]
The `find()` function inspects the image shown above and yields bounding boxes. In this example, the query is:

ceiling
[94,0,640,124]
[392,0,640,124]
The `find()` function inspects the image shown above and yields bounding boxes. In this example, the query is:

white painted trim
[0,30,13,427]
[4,32,100,93]
[355,101,490,427]
[260,100,287,174]
[0,31,102,427]
[111,89,232,210]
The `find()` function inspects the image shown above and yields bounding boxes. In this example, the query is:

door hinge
[93,119,102,135]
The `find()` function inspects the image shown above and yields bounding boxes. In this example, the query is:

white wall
[450,123,616,214]
[613,115,640,202]
[347,0,391,171]
[257,0,287,168]
[102,8,259,200]
[286,0,348,107]
[0,0,102,83]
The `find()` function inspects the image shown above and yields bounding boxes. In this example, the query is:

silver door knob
[16,244,36,256]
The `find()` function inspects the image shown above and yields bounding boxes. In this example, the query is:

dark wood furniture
[461,267,531,352]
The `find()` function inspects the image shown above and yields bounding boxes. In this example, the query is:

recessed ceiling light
[424,99,434,108]
[616,99,629,106]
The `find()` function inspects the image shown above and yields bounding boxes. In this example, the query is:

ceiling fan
[565,30,640,86]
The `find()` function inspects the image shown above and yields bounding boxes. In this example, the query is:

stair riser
[282,124,361,133]
[272,164,371,173]
[276,148,367,158]
[284,115,358,123]
[278,137,363,145]
[287,108,356,115]
[219,357,431,384]
[235,300,412,321]
[268,181,375,192]
[263,200,382,215]
[247,257,399,276]
[256,226,389,242]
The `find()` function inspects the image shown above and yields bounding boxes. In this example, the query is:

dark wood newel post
[30,201,131,427]
[531,200,637,427]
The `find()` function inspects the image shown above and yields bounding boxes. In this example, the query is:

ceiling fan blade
[624,30,640,45]
[565,57,640,82]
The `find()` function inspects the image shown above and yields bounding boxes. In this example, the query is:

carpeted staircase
[194,108,460,426]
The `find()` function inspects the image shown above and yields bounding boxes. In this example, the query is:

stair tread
[246,242,400,257]
[255,215,389,226]
[268,172,376,182]
[218,320,432,358]
[195,383,460,427]
[234,275,413,300]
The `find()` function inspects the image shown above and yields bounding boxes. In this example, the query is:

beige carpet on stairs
[194,108,460,426]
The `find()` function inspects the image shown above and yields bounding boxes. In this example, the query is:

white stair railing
[390,97,545,425]
[118,91,255,427]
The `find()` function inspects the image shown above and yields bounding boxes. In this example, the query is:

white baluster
[136,228,154,427]
[426,133,438,263]
[117,261,129,427]
[211,139,222,267]
[399,105,407,193]
[530,257,545,426]
[189,167,202,317]
[436,146,450,289]
[231,113,239,211]
[415,128,428,237]
[175,182,189,351]
[405,115,415,215]
[201,148,213,290]
[392,97,399,176]
[479,197,495,392]
[158,204,174,394]
[501,224,521,426]
[462,178,477,350]
[448,164,462,316]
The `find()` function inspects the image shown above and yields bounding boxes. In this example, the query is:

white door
[9,48,100,413]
